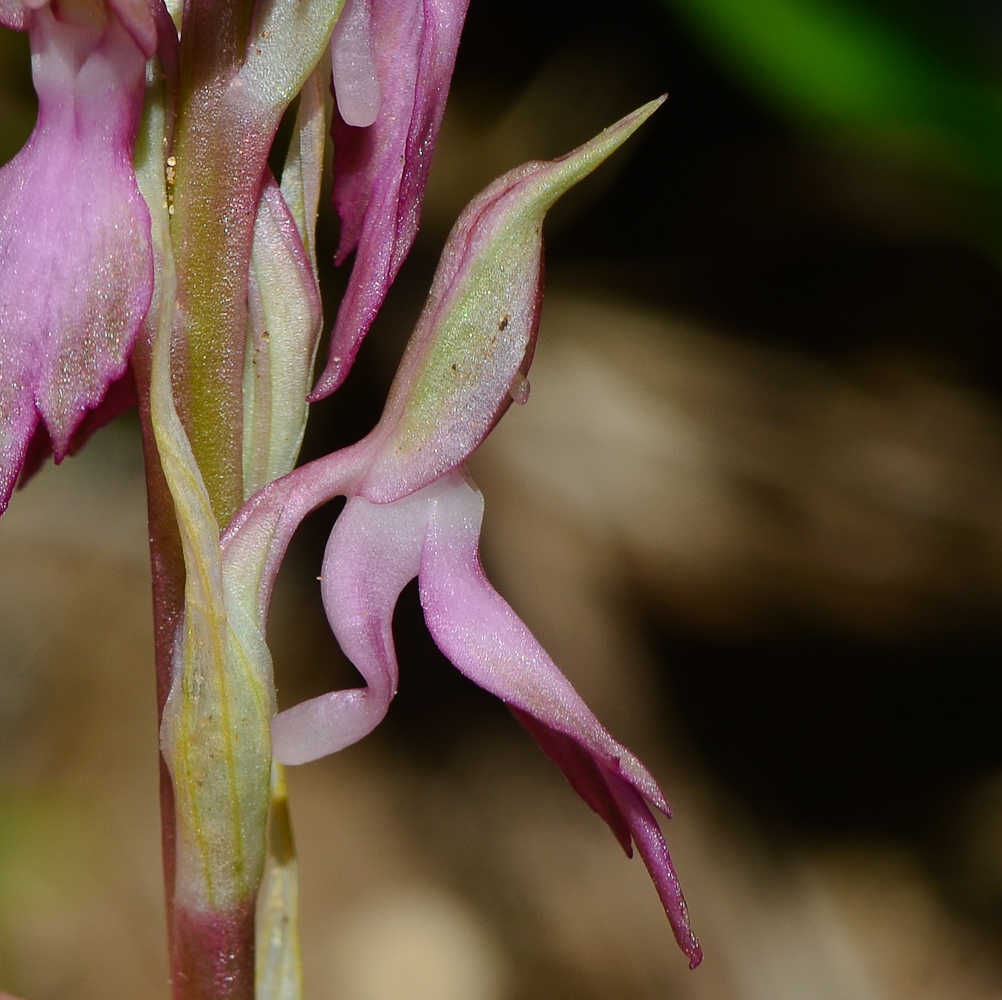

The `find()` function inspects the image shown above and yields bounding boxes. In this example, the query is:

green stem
[170,0,277,527]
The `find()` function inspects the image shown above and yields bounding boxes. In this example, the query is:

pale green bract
[152,301,275,915]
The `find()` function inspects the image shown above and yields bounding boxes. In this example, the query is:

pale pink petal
[312,0,468,398]
[0,3,153,509]
[271,486,433,764]
[418,471,667,808]
[417,469,701,966]
[331,0,381,127]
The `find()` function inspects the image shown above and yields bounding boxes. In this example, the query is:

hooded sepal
[357,97,666,503]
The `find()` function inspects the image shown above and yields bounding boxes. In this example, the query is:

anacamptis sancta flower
[0,0,156,510]
[220,97,704,969]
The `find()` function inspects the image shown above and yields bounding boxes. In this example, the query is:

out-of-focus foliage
[662,0,1002,193]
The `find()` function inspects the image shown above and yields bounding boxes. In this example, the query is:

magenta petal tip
[314,0,469,398]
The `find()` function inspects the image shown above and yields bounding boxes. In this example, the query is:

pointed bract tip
[554,94,665,185]
[357,96,663,502]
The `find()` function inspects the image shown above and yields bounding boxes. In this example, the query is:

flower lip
[265,468,702,969]
[0,0,154,510]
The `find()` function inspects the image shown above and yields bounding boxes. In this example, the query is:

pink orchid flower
[0,0,156,510]
[312,0,469,399]
[221,99,702,968]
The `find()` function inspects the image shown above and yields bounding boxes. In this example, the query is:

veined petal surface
[0,1,153,509]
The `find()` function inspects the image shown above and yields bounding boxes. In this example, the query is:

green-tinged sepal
[280,58,328,276]
[238,0,346,110]
[357,97,666,503]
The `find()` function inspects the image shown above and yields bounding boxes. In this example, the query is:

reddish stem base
[172,901,256,1000]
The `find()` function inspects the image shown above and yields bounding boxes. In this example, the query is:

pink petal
[312,0,469,398]
[417,469,701,966]
[515,710,703,969]
[418,471,667,808]
[0,3,153,510]
[271,486,434,764]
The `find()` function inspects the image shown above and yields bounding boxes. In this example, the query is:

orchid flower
[0,0,156,510]
[0,0,704,977]
[218,97,703,969]
[313,0,470,398]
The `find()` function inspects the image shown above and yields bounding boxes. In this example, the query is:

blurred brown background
[4,0,1002,997]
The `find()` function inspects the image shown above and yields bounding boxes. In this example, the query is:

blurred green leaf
[663,0,1002,190]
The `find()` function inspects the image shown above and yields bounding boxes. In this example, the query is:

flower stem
[172,901,257,1000]
[133,346,186,994]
